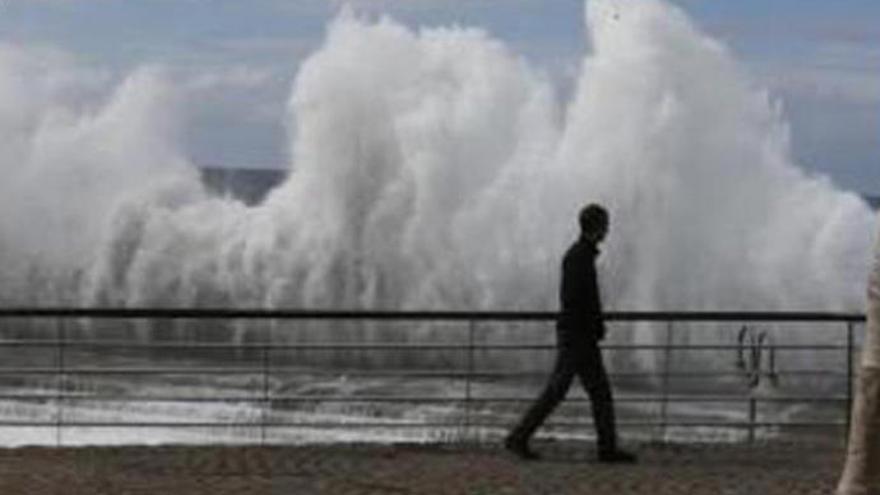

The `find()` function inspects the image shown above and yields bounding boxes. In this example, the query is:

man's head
[579,203,609,243]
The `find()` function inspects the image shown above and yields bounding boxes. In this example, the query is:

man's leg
[577,344,636,463]
[506,352,575,459]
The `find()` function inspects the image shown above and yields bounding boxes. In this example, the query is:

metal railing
[0,308,866,446]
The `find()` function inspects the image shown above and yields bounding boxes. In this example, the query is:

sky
[0,0,878,195]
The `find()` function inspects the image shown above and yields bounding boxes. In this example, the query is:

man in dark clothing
[504,204,636,463]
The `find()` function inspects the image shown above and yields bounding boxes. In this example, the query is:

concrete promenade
[0,440,842,494]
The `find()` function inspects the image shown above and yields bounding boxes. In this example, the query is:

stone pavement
[0,440,843,494]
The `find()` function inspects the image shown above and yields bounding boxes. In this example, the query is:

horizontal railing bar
[5,341,558,350]
[0,342,517,351]
[542,421,848,428]
[0,308,866,322]
[280,369,845,378]
[0,394,849,403]
[0,421,848,428]
[0,367,850,376]
[265,369,849,378]
[0,367,266,375]
[0,341,853,351]
[0,422,448,428]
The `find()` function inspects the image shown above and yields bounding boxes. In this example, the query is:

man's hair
[578,203,609,233]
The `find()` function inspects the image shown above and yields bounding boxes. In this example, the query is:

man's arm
[585,258,607,340]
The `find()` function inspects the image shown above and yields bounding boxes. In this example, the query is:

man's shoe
[598,449,637,464]
[504,435,541,461]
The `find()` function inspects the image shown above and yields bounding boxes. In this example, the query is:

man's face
[586,221,609,243]
[596,222,609,242]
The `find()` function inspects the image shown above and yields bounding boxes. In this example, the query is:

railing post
[846,321,854,445]
[260,342,270,446]
[747,397,757,444]
[464,320,475,442]
[55,320,66,448]
[658,320,674,442]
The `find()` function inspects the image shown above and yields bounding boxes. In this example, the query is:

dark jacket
[557,236,606,343]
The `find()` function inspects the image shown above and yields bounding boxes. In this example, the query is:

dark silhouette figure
[505,204,636,463]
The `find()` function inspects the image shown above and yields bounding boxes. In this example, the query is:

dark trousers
[509,336,618,452]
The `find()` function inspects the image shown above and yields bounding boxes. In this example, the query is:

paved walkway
[0,440,844,494]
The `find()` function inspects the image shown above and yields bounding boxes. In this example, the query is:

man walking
[505,204,636,463]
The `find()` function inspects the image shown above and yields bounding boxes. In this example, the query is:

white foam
[0,0,873,320]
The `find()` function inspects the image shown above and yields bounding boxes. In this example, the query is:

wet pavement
[0,439,844,494]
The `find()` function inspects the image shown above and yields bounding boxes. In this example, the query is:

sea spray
[0,1,874,374]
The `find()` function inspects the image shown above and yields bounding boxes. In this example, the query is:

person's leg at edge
[837,298,880,494]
